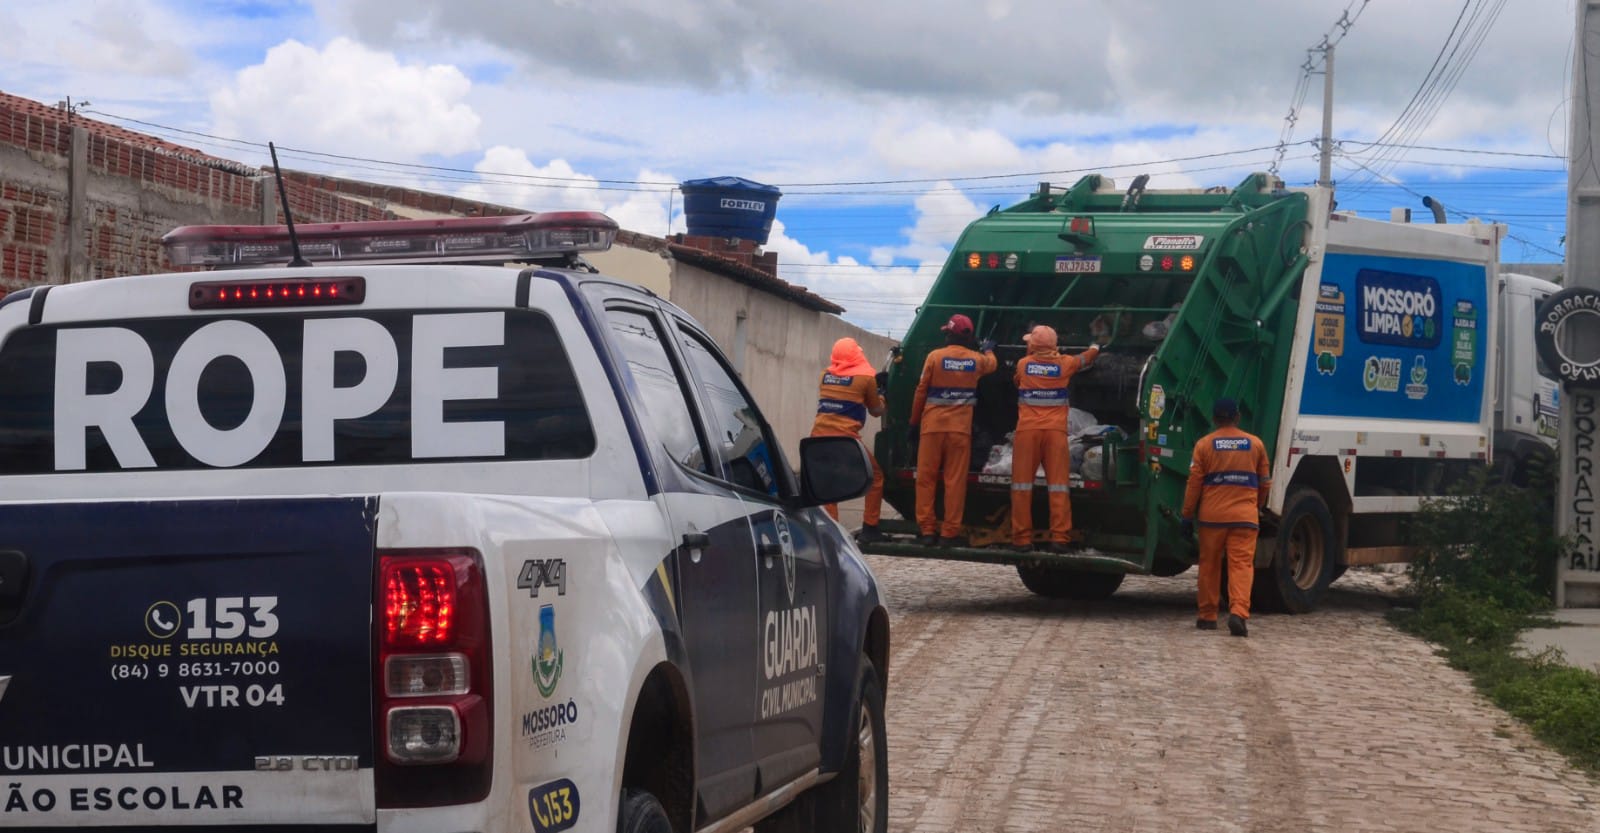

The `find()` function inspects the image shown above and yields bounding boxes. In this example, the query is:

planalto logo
[533,604,564,698]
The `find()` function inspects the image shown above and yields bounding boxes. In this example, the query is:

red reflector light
[1161,256,1174,271]
[384,559,458,648]
[1070,217,1093,234]
[987,252,1000,269]
[190,277,364,309]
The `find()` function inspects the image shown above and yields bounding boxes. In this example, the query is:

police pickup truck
[0,211,890,833]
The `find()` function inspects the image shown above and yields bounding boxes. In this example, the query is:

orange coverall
[1012,341,1099,545]
[1183,426,1273,620]
[910,344,997,537]
[811,371,885,523]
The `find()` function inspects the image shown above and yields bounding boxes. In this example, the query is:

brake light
[375,549,492,807]
[163,212,619,268]
[1070,216,1094,235]
[189,277,364,309]
[384,560,457,647]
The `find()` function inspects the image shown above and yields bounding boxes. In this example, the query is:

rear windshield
[0,308,595,474]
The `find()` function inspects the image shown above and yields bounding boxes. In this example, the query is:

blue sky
[0,0,1576,337]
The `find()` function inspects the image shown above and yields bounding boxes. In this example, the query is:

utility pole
[1558,1,1600,607]
[1319,43,1335,189]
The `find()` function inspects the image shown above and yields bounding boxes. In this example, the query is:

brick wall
[0,93,391,296]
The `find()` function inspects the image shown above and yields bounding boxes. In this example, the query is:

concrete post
[1319,43,1335,189]
[256,175,277,225]
[1558,1,1600,607]
[66,126,88,283]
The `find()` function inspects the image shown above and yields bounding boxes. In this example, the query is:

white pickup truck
[0,211,890,833]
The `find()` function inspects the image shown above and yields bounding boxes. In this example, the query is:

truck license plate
[1055,256,1101,274]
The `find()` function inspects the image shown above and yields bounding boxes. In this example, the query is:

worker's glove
[875,370,889,392]
[1179,518,1195,542]
[978,338,997,353]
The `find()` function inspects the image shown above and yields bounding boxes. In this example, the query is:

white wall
[668,262,899,527]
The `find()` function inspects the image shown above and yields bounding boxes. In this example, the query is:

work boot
[1196,618,1218,631]
[1011,541,1035,553]
[939,535,970,549]
[916,534,938,547]
[855,525,884,545]
[1043,541,1082,555]
[1228,614,1248,637]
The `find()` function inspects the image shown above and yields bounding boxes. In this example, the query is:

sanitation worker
[910,314,996,547]
[1010,324,1102,553]
[811,337,887,543]
[1181,398,1272,637]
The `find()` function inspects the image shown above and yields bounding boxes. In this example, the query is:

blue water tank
[680,176,782,245]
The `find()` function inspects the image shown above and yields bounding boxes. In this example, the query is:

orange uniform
[1011,338,1099,546]
[1184,426,1272,620]
[811,371,885,524]
[911,344,997,538]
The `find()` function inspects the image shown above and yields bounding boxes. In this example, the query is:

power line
[1336,156,1563,257]
[1271,0,1372,175]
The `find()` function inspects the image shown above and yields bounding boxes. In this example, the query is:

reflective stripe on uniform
[1019,388,1069,404]
[926,387,977,406]
[1010,482,1033,491]
[1203,470,1260,488]
[1047,484,1070,493]
[816,398,867,423]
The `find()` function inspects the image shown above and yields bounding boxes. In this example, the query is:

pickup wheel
[756,655,888,833]
[1255,488,1337,614]
[617,788,672,833]
[1016,564,1125,600]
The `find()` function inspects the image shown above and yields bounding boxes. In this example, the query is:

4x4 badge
[534,604,564,698]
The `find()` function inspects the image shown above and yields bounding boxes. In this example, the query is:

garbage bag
[1082,446,1105,481]
[982,432,1015,475]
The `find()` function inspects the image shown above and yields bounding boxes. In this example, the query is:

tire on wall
[756,654,888,833]
[1254,488,1338,614]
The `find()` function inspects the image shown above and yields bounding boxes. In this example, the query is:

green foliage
[1393,468,1599,774]
[1407,466,1559,614]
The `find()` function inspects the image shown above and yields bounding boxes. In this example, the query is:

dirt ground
[871,556,1600,833]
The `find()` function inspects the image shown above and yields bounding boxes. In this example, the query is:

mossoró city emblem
[533,604,563,698]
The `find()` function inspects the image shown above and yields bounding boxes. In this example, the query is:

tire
[1015,564,1125,600]
[617,788,673,833]
[1254,488,1338,613]
[756,655,888,833]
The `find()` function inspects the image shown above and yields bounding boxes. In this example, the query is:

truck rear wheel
[1016,565,1125,600]
[1255,488,1338,613]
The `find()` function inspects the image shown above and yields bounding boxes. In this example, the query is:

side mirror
[796,436,873,507]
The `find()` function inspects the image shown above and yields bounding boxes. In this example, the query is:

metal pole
[1319,44,1335,189]
[1558,1,1600,607]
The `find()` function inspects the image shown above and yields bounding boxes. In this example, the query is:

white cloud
[211,37,481,159]
[455,146,680,236]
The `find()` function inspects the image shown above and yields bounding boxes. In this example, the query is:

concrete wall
[668,262,898,526]
[587,244,672,296]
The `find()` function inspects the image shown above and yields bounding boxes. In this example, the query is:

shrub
[1407,466,1560,614]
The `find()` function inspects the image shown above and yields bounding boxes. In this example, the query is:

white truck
[0,212,890,833]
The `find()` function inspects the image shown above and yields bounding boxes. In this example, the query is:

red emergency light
[162,212,619,268]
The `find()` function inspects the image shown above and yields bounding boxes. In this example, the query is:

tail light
[375,549,492,807]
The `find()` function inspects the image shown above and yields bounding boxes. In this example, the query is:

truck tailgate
[0,497,378,828]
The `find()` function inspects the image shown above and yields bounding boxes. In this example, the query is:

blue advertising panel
[1299,252,1486,422]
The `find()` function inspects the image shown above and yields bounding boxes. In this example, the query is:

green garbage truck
[862,172,1514,612]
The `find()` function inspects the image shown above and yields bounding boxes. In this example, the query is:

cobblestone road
[871,556,1600,833]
